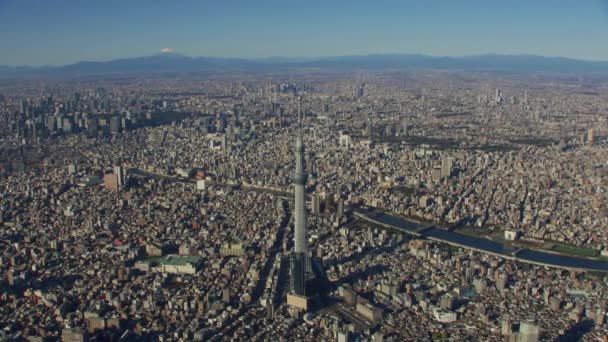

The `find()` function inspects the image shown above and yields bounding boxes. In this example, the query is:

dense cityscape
[0,71,606,341]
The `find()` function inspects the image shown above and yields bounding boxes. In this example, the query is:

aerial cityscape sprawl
[0,72,607,342]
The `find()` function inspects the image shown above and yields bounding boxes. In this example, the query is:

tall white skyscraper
[113,165,124,190]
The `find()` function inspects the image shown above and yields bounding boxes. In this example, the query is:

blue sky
[0,0,607,65]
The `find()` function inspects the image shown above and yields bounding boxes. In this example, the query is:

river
[369,213,608,273]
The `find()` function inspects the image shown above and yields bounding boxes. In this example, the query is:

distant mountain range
[2,53,608,77]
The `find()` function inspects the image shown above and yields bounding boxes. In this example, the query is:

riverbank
[355,211,608,273]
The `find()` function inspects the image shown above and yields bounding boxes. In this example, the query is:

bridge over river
[355,212,608,273]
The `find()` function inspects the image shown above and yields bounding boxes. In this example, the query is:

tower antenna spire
[298,95,303,136]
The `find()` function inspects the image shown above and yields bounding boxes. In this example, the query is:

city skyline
[1,1,608,340]
[1,0,608,65]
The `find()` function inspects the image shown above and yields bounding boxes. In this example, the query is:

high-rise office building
[441,157,453,178]
[110,116,121,134]
[311,193,320,215]
[518,320,540,342]
[357,82,365,98]
[337,199,344,218]
[495,88,502,103]
[87,117,98,136]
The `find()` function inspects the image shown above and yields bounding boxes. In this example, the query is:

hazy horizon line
[3,51,608,68]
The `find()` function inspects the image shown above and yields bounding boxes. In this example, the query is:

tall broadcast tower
[290,100,308,297]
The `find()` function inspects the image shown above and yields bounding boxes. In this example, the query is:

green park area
[145,254,201,266]
[542,241,600,258]
[458,226,602,260]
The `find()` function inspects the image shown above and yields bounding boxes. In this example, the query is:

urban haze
[1,1,608,342]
